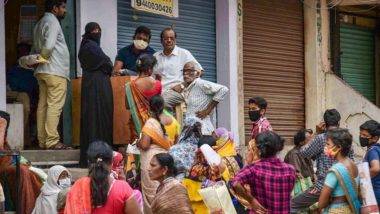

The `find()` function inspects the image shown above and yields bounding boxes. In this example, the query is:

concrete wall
[326,73,380,156]
[0,1,6,111]
[216,0,240,147]
[77,0,117,76]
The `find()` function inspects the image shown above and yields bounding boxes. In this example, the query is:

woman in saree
[64,141,141,214]
[182,135,227,213]
[137,95,174,213]
[319,128,361,214]
[212,127,242,180]
[169,116,203,180]
[0,111,43,213]
[125,54,162,136]
[149,153,193,214]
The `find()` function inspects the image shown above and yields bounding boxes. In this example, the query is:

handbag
[198,181,237,214]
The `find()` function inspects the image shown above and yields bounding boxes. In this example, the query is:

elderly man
[154,28,202,108]
[178,61,228,135]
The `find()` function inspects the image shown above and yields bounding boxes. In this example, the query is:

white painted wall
[77,0,118,75]
[0,1,6,111]
[326,73,380,157]
[216,0,240,146]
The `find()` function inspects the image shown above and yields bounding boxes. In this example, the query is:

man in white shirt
[154,28,202,108]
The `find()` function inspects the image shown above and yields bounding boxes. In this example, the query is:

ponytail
[87,141,113,207]
[149,95,167,136]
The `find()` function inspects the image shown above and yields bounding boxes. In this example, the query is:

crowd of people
[1,0,380,214]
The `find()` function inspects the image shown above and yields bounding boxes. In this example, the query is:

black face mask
[87,32,101,45]
[359,137,370,147]
[249,110,261,122]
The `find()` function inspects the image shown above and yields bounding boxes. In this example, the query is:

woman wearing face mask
[360,120,380,206]
[32,165,71,214]
[149,153,193,214]
[318,129,360,214]
[78,22,114,168]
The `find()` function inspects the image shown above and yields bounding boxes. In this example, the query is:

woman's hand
[250,198,267,214]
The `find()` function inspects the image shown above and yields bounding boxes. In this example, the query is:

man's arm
[367,149,380,178]
[299,134,323,158]
[196,80,229,119]
[40,21,59,59]
[113,60,124,75]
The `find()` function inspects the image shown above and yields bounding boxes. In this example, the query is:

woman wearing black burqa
[78,22,113,167]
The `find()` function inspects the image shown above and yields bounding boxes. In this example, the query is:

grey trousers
[290,188,320,213]
[162,88,185,108]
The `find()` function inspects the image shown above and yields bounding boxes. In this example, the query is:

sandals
[50,142,73,150]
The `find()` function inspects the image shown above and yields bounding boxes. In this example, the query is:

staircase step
[21,149,80,163]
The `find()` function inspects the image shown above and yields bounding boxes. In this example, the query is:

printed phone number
[136,0,173,14]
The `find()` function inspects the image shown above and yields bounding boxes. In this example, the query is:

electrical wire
[300,0,343,10]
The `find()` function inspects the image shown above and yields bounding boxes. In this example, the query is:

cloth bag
[357,162,379,214]
[198,181,237,214]
[291,176,313,198]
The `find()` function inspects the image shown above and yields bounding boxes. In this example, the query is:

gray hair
[184,61,202,72]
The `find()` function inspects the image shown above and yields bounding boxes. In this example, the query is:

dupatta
[141,118,173,150]
[329,163,361,214]
[125,80,150,134]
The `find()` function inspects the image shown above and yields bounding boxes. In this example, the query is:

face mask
[249,110,261,122]
[86,32,101,45]
[324,146,340,158]
[59,178,71,188]
[134,40,148,50]
[359,137,370,147]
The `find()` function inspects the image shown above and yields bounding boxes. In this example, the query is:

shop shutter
[243,0,305,143]
[340,24,375,102]
[117,0,216,82]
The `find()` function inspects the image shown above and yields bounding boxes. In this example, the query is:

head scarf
[112,151,123,171]
[214,128,233,142]
[213,127,237,157]
[32,165,69,214]
[82,22,101,45]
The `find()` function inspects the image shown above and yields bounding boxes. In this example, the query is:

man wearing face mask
[291,109,353,213]
[33,0,70,150]
[360,120,380,204]
[154,28,203,108]
[113,26,155,76]
[248,97,272,140]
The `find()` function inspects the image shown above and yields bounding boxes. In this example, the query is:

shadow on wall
[326,72,380,158]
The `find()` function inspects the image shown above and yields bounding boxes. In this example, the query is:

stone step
[21,149,80,163]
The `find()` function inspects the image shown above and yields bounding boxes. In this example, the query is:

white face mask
[133,39,148,50]
[59,178,71,188]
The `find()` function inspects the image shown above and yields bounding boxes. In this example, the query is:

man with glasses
[154,28,203,108]
[178,61,228,135]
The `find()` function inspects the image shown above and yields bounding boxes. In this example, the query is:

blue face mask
[59,178,71,188]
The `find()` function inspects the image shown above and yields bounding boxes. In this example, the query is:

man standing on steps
[153,28,203,109]
[33,0,71,150]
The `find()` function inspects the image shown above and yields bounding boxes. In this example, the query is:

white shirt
[183,78,229,135]
[154,45,202,90]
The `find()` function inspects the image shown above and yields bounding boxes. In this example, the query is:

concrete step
[21,149,80,166]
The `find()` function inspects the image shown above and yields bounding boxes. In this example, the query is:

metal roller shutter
[340,24,375,102]
[243,0,305,143]
[117,0,216,82]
